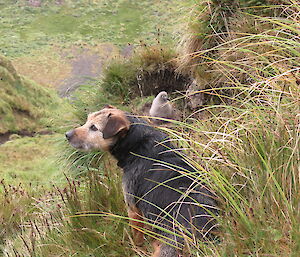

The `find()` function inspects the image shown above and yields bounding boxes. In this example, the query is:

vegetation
[0,55,65,134]
[0,0,183,58]
[102,45,182,102]
[0,134,62,184]
[0,0,299,256]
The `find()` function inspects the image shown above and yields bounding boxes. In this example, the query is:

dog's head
[66,105,130,151]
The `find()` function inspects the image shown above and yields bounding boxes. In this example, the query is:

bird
[149,91,175,125]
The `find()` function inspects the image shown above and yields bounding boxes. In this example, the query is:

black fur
[110,114,217,252]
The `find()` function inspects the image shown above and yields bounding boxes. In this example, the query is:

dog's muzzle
[65,130,75,141]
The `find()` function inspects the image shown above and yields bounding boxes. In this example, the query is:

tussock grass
[0,180,38,251]
[161,92,299,255]
[178,0,300,103]
[102,44,187,102]
[166,1,299,254]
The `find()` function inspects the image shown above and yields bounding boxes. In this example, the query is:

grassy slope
[0,1,188,256]
[0,134,63,185]
[0,55,66,134]
[1,0,299,256]
[1,0,187,88]
[0,0,184,58]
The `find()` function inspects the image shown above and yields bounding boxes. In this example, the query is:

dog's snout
[65,130,74,141]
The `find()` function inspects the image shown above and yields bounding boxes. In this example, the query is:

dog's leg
[128,205,145,246]
[152,240,162,257]
[152,240,179,257]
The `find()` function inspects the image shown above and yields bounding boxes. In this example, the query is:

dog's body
[66,106,217,257]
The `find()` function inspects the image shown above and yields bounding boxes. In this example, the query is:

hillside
[0,0,299,256]
[0,55,62,134]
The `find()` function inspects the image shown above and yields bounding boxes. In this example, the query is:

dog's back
[111,115,217,255]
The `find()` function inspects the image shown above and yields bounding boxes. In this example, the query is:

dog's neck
[110,116,168,169]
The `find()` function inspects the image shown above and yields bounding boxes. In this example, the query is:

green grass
[0,55,68,134]
[0,135,63,185]
[161,96,299,255]
[101,44,179,102]
[0,0,186,58]
[1,0,300,256]
[0,155,137,256]
[0,134,64,254]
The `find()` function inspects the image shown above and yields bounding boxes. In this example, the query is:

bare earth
[13,43,123,96]
[57,43,119,97]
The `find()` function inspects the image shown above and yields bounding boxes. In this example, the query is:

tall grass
[178,0,300,102]
[162,92,299,255]
[168,1,300,254]
[1,1,299,256]
[1,161,138,256]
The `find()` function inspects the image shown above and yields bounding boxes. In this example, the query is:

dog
[66,105,217,257]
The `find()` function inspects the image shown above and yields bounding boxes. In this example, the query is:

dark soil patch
[0,133,11,145]
[0,130,53,145]
[57,44,116,97]
[134,68,192,97]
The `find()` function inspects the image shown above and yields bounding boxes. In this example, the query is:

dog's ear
[103,104,115,109]
[102,113,130,139]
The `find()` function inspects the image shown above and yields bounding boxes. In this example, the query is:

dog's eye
[90,125,98,131]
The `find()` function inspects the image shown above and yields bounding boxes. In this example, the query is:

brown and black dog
[66,105,217,257]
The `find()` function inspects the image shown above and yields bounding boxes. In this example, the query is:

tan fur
[152,240,162,257]
[67,106,130,151]
[152,241,179,257]
[127,204,145,246]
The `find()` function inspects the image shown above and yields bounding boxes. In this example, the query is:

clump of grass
[178,0,300,104]
[156,70,299,255]
[34,168,133,257]
[189,98,299,255]
[102,59,137,103]
[102,44,190,102]
[0,180,37,252]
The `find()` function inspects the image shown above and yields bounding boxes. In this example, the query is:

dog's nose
[65,130,74,141]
